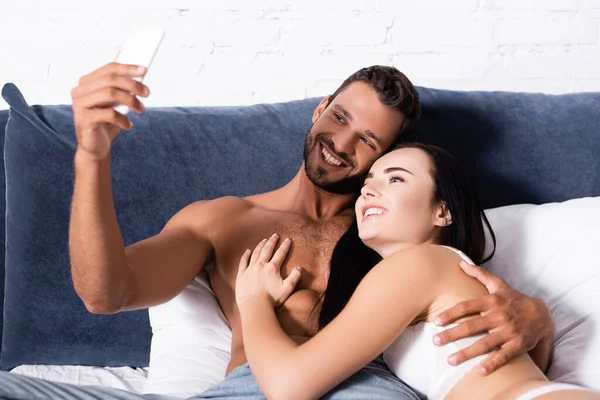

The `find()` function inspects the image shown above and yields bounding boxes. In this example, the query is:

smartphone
[114,27,165,115]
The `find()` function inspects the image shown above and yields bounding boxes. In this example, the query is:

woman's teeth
[322,147,342,166]
[364,208,385,217]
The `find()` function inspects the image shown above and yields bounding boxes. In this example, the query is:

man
[0,64,554,399]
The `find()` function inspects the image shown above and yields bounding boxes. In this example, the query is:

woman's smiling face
[355,147,449,257]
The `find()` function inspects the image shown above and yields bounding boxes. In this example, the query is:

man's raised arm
[69,62,214,314]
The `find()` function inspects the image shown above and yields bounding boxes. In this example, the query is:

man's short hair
[327,65,421,142]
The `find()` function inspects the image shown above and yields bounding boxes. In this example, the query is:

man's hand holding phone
[71,63,149,161]
[71,27,164,161]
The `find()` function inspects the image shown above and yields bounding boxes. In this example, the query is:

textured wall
[1,0,599,109]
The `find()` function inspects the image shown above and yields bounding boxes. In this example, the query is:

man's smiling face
[303,81,405,194]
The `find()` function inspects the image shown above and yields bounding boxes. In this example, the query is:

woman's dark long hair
[317,142,496,329]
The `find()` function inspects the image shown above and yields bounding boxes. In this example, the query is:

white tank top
[383,246,489,400]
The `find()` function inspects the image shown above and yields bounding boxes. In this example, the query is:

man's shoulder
[165,196,255,233]
[180,196,255,219]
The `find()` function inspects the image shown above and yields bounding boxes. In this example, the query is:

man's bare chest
[203,207,352,337]
[211,211,351,291]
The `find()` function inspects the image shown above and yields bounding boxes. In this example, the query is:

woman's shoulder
[365,245,488,323]
[366,244,454,290]
[381,244,467,272]
[379,245,485,293]
[413,245,489,321]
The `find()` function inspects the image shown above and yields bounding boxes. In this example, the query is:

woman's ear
[312,95,331,123]
[433,201,452,227]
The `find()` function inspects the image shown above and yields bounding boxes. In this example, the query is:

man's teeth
[322,148,342,166]
[364,208,385,217]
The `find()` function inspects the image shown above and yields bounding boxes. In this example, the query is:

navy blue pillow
[410,88,600,207]
[0,109,7,359]
[0,83,317,370]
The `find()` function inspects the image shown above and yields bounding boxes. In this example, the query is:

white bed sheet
[10,364,149,393]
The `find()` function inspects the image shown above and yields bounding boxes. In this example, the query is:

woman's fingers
[247,234,291,270]
[249,238,268,265]
[238,249,251,274]
[277,267,303,306]
[270,238,292,269]
[258,233,279,262]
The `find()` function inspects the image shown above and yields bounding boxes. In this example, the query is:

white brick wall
[0,0,598,110]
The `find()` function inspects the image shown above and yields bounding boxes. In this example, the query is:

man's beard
[303,128,366,195]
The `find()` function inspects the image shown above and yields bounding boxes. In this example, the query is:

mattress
[10,364,149,393]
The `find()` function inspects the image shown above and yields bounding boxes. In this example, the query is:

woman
[235,142,599,400]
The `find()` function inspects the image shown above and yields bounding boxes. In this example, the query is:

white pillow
[484,197,600,391]
[143,197,600,396]
[142,271,232,398]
